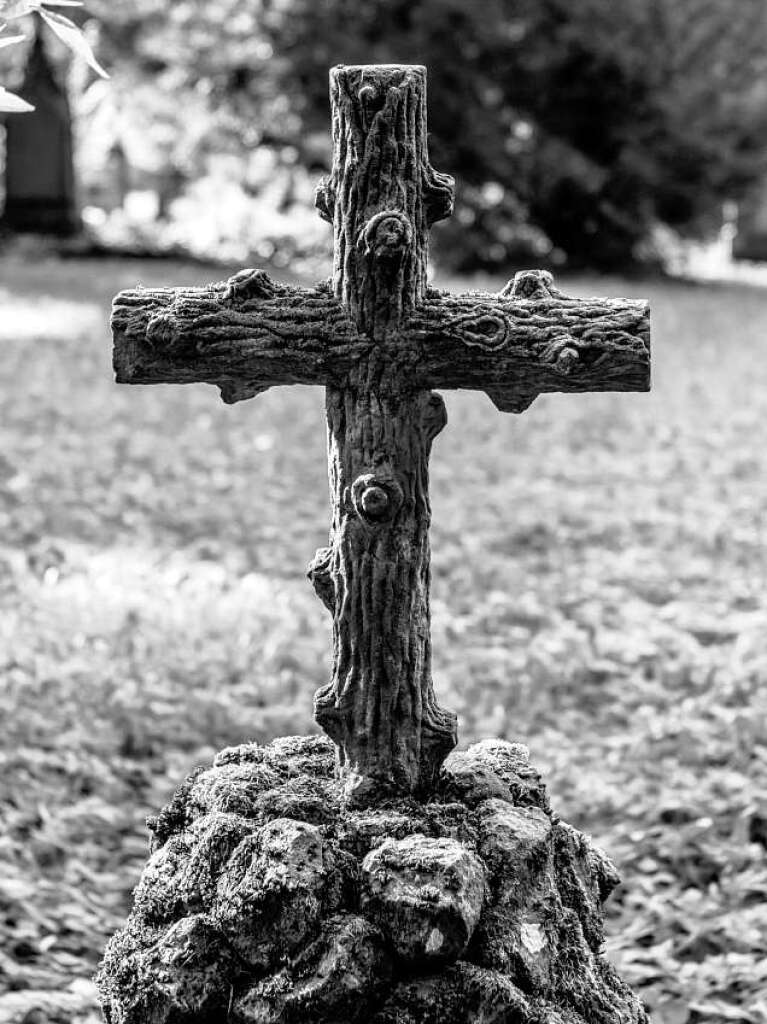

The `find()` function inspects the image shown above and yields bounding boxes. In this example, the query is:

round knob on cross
[351,473,402,524]
[360,485,390,518]
[358,84,378,105]
[360,209,412,260]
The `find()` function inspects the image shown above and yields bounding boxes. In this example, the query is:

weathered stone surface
[214,740,267,767]
[263,733,337,776]
[99,915,234,1024]
[208,737,340,823]
[553,820,621,953]
[134,812,256,922]
[338,808,436,858]
[371,963,532,1024]
[440,758,514,807]
[189,762,283,816]
[474,800,554,989]
[131,832,194,924]
[442,740,550,811]
[256,776,339,826]
[97,735,649,1024]
[362,835,485,965]
[214,817,326,969]
[231,914,391,1023]
[477,799,552,867]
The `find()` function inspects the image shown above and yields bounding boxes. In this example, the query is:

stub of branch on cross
[111,64,650,806]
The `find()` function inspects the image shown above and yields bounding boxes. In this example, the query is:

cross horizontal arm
[111,269,366,404]
[407,270,650,413]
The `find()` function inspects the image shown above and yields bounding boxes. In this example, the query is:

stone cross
[112,64,650,806]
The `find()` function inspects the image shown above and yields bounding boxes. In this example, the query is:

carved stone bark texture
[111,271,649,409]
[319,64,454,337]
[96,735,650,1024]
[313,65,460,801]
[111,277,364,404]
[109,64,651,803]
[312,356,456,802]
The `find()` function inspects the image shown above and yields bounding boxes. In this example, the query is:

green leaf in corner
[0,31,25,47]
[0,85,34,111]
[1,1,82,15]
[37,7,108,78]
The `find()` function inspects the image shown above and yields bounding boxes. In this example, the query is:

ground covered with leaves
[0,254,765,1024]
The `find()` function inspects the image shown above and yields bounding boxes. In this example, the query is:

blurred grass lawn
[1,254,766,1023]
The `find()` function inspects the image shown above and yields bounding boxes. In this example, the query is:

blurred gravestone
[2,30,80,236]
[734,179,767,262]
[157,164,185,219]
[97,64,652,1024]
[103,139,131,212]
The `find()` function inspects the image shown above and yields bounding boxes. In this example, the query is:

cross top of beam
[313,63,456,341]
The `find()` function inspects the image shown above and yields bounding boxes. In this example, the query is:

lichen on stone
[97,734,648,1024]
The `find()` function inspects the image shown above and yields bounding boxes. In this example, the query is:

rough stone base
[97,735,649,1024]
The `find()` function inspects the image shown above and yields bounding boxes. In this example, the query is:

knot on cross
[111,64,651,807]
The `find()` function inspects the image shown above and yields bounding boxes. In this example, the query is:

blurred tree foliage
[77,0,767,268]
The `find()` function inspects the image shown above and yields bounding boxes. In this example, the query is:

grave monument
[98,64,651,1024]
[2,30,80,236]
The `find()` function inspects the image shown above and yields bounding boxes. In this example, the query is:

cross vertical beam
[310,66,458,802]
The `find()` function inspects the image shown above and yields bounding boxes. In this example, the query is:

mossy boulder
[97,734,648,1024]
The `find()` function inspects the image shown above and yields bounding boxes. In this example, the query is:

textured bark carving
[111,273,650,411]
[111,274,365,404]
[315,356,456,801]
[109,64,651,804]
[327,64,453,337]
[315,65,457,801]
[409,283,650,411]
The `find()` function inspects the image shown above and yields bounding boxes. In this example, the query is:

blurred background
[0,2,766,1022]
